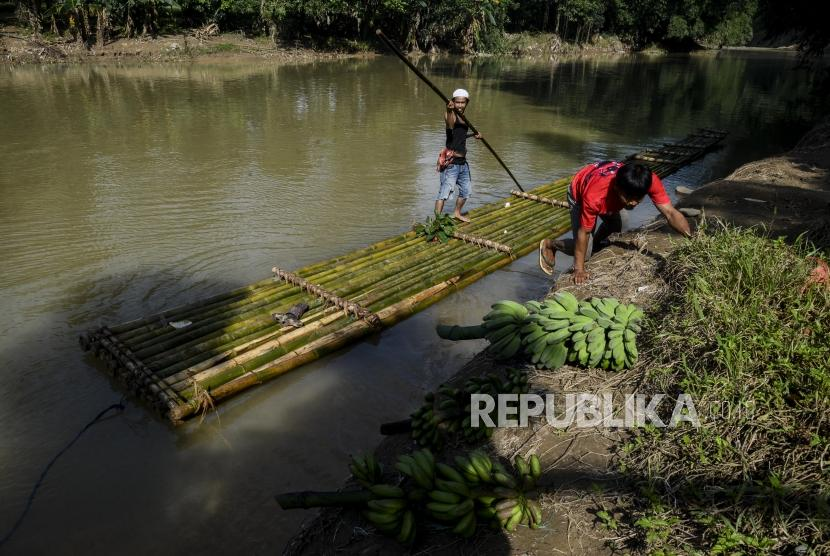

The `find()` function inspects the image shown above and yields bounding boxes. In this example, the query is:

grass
[611,221,830,554]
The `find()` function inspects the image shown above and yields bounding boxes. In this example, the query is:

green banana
[435,478,471,498]
[436,462,465,484]
[493,472,518,489]
[526,499,543,529]
[545,327,571,343]
[542,298,566,312]
[429,490,462,504]
[553,291,579,313]
[546,342,568,369]
[485,323,519,343]
[504,505,524,531]
[368,498,407,513]
[396,509,415,543]
[514,455,529,478]
[452,510,477,538]
[542,318,571,332]
[522,327,547,345]
[529,454,541,479]
[491,300,529,319]
[365,510,401,528]
[577,304,600,320]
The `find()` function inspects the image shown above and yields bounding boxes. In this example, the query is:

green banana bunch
[410,370,530,449]
[409,385,465,451]
[519,295,644,372]
[364,484,416,543]
[477,454,545,531]
[589,299,643,371]
[395,448,436,491]
[349,454,382,487]
[440,294,643,371]
[286,449,550,543]
[483,300,529,360]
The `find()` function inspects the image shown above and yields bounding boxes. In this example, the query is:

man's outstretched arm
[655,203,692,237]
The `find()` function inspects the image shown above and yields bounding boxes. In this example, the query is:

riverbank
[0,26,378,65]
[2,25,731,65]
[280,118,830,554]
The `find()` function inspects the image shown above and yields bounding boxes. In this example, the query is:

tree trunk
[554,13,560,35]
[405,12,421,51]
[126,9,134,38]
[96,7,108,48]
[75,6,90,45]
[542,1,550,31]
[18,0,41,35]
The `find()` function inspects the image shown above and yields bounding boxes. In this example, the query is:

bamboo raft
[80,129,727,424]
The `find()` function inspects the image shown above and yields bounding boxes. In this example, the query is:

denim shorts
[437,162,471,201]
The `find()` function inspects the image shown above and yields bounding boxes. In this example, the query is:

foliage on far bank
[6,0,826,55]
[610,223,829,553]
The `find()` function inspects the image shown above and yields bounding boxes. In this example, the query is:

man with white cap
[435,88,481,222]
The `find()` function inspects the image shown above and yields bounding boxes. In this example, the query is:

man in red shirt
[539,161,691,284]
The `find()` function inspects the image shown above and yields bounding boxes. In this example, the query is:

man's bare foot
[453,212,471,223]
[539,239,556,275]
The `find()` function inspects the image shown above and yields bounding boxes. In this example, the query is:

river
[0,50,817,554]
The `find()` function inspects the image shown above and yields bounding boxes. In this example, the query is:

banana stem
[436,324,487,341]
[275,489,373,509]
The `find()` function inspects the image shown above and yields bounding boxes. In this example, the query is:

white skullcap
[452,88,469,99]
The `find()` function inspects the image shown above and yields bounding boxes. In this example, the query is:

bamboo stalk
[510,190,569,208]
[450,232,513,255]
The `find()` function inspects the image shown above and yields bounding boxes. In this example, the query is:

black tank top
[445,121,468,163]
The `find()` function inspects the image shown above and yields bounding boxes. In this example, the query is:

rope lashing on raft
[510,190,569,209]
[451,232,514,256]
[272,267,382,326]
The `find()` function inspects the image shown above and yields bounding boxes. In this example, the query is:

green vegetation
[613,224,830,553]
[6,0,828,54]
[414,212,456,243]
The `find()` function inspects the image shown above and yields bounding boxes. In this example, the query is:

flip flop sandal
[539,239,555,276]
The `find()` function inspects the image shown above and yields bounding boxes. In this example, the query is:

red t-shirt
[569,161,671,231]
